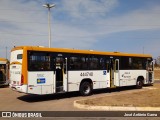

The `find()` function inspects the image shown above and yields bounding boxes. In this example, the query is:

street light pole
[43,3,55,48]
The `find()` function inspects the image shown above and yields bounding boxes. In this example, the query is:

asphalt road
[0,83,159,120]
[0,84,158,111]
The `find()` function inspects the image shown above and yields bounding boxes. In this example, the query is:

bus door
[114,59,120,86]
[147,59,154,84]
[0,64,7,85]
[109,58,114,88]
[54,57,68,93]
[109,58,120,87]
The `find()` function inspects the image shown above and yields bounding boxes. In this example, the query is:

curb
[74,84,160,111]
[74,100,160,111]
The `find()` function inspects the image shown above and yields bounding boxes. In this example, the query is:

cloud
[0,0,160,58]
[88,5,160,37]
[60,0,118,19]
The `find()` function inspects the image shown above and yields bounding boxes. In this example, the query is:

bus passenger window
[28,52,51,71]
[99,58,105,70]
[89,57,98,70]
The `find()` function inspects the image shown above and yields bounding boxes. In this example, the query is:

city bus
[10,46,154,96]
[0,58,9,86]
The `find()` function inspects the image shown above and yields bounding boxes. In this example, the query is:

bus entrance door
[109,58,120,88]
[114,59,120,86]
[55,57,68,93]
[109,59,114,88]
[147,60,154,84]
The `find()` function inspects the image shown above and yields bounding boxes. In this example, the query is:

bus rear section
[0,58,9,86]
[10,49,27,92]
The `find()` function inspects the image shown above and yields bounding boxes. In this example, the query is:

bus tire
[136,79,143,89]
[80,82,92,96]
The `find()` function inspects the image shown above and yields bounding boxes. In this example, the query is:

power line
[0,19,160,26]
[1,8,160,14]
[0,20,47,24]
[0,31,47,36]
[1,32,160,40]
[0,8,44,12]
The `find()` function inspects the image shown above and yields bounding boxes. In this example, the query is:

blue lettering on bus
[103,71,107,75]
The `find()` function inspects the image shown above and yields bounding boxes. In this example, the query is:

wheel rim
[137,81,142,86]
[83,85,90,94]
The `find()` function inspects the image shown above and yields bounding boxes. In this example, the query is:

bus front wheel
[80,82,92,96]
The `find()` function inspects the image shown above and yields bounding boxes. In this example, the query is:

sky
[0,0,160,59]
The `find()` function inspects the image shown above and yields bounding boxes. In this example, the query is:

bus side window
[17,54,22,59]
[99,58,104,70]
[106,59,110,72]
[28,52,51,71]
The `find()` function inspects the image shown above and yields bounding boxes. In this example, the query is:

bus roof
[0,58,8,62]
[11,46,152,58]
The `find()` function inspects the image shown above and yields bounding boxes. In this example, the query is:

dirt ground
[154,69,160,80]
[77,70,160,107]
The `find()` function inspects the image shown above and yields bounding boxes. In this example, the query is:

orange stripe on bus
[10,62,22,65]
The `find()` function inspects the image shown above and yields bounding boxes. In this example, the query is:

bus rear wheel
[136,80,143,89]
[80,82,92,96]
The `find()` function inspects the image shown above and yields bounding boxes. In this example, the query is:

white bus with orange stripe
[0,58,9,86]
[10,46,154,96]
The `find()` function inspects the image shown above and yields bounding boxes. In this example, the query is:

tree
[155,57,160,68]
